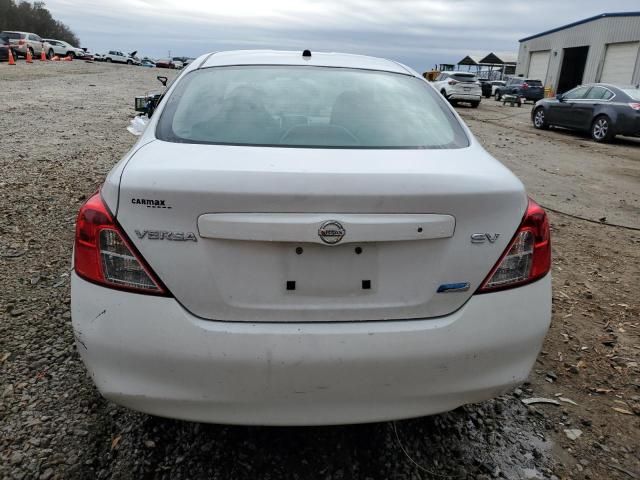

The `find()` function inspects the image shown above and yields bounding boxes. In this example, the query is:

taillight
[477,198,550,293]
[448,80,459,85]
[522,83,529,89]
[629,103,640,111]
[18,39,25,45]
[74,192,169,295]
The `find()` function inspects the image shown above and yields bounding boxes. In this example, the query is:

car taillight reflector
[448,80,459,85]
[74,192,169,295]
[477,198,551,293]
[629,103,640,111]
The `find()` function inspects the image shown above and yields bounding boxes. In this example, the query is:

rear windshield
[156,66,469,149]
[450,74,477,82]
[525,80,543,86]
[621,88,640,101]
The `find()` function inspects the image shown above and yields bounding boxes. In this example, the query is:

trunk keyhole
[286,281,296,291]
[362,280,371,290]
[355,247,363,255]
[295,247,303,255]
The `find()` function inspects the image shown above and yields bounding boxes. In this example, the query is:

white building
[516,12,640,94]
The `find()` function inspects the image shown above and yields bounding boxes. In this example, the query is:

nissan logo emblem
[318,220,346,245]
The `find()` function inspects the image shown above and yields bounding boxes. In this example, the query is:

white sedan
[72,50,551,426]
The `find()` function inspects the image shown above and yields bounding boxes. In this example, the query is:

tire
[106,57,112,62]
[471,101,480,108]
[48,49,54,59]
[66,51,76,58]
[533,108,549,129]
[591,115,615,143]
[127,59,132,65]
[495,91,502,101]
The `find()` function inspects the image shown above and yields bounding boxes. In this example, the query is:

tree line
[0,0,80,46]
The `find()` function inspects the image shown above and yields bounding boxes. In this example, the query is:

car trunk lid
[112,140,526,322]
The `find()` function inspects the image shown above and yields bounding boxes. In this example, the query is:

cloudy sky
[46,0,639,70]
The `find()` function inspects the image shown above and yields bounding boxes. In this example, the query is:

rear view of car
[72,50,551,426]
[433,71,482,107]
[1,31,49,58]
[496,78,544,102]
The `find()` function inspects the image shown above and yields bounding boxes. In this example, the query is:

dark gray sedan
[532,84,640,143]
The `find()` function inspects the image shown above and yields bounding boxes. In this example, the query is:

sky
[46,0,640,71]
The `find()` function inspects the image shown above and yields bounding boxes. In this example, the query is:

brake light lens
[522,82,529,89]
[448,79,459,85]
[629,103,640,111]
[74,192,169,295]
[477,198,550,293]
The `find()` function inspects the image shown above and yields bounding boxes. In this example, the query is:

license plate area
[285,243,377,296]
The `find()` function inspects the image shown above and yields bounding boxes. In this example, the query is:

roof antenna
[302,49,312,58]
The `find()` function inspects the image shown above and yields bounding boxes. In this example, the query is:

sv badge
[471,233,500,244]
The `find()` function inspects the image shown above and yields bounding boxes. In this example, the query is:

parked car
[103,50,141,65]
[43,38,84,58]
[495,78,544,102]
[71,50,551,426]
[532,83,640,142]
[1,31,50,58]
[93,53,104,62]
[0,33,18,62]
[432,71,482,107]
[154,58,176,69]
[490,81,506,96]
[140,59,155,67]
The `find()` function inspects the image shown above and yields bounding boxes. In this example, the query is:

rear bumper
[448,91,482,101]
[71,273,551,425]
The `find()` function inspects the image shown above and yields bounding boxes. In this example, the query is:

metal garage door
[528,51,550,83]
[601,42,639,84]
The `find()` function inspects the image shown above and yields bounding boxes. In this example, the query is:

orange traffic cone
[40,49,46,61]
[26,48,33,63]
[8,48,16,65]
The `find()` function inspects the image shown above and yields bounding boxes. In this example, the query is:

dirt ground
[0,61,638,480]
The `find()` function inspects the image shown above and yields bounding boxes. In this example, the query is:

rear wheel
[495,91,502,101]
[591,115,615,143]
[127,59,133,65]
[471,101,480,108]
[106,57,112,62]
[48,49,54,59]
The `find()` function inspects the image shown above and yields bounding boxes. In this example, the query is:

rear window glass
[450,74,477,82]
[157,66,469,149]
[525,80,543,86]
[621,88,640,101]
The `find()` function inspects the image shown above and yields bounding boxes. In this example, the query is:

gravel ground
[0,61,638,480]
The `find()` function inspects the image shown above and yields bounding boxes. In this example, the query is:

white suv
[72,50,551,426]
[43,39,85,59]
[103,50,141,65]
[1,31,50,58]
[432,71,482,107]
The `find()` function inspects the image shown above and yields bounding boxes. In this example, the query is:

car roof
[441,71,477,75]
[199,50,413,75]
